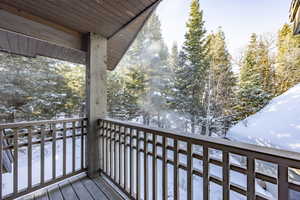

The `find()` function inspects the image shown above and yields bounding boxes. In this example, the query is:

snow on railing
[98,118,300,200]
[0,118,87,200]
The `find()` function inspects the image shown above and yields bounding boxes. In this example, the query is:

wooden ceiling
[0,0,161,70]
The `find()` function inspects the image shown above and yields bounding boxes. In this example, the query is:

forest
[0,0,299,137]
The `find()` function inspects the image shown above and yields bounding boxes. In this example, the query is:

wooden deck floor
[18,175,125,200]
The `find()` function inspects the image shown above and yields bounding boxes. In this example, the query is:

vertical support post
[203,146,209,200]
[187,143,193,200]
[247,157,255,200]
[222,151,229,200]
[278,165,289,199]
[86,32,107,178]
[174,140,179,200]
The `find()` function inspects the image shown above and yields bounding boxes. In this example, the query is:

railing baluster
[130,128,134,197]
[52,123,56,179]
[118,125,121,185]
[105,121,108,173]
[136,130,140,200]
[63,122,67,176]
[278,165,289,200]
[114,124,117,182]
[247,157,255,200]
[13,128,18,194]
[101,120,105,172]
[72,121,76,173]
[144,132,148,200]
[106,122,109,174]
[162,136,168,200]
[187,142,193,200]
[112,124,120,180]
[174,140,179,200]
[40,125,45,184]
[124,127,128,191]
[81,120,84,170]
[203,146,209,200]
[110,122,113,177]
[152,134,157,200]
[0,128,3,199]
[28,127,32,189]
[223,151,229,200]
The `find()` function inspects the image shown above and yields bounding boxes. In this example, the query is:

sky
[156,0,291,59]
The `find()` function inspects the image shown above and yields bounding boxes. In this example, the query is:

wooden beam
[0,28,86,64]
[0,8,83,50]
[86,33,107,178]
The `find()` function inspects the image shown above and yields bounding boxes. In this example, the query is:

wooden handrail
[99,117,300,165]
[0,117,87,129]
[0,118,88,200]
[98,117,300,200]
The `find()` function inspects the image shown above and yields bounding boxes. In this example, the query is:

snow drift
[229,83,300,153]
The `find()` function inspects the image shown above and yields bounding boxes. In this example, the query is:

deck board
[71,178,94,200]
[48,186,64,200]
[59,182,79,200]
[34,193,49,200]
[81,178,108,200]
[20,175,124,200]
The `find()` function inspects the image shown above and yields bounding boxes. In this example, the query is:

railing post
[203,146,209,200]
[0,128,3,199]
[278,165,289,199]
[86,32,107,178]
[247,156,255,200]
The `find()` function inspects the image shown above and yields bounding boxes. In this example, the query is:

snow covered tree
[173,0,209,134]
[110,13,171,127]
[0,53,77,122]
[235,34,274,121]
[275,24,300,95]
[56,64,85,117]
[206,28,236,135]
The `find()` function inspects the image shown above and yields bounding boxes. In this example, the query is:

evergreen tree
[112,13,171,127]
[57,64,86,117]
[0,53,80,122]
[207,29,236,135]
[275,24,300,95]
[169,42,180,73]
[235,34,274,121]
[173,0,209,134]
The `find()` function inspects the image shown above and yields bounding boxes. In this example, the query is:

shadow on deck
[19,174,125,200]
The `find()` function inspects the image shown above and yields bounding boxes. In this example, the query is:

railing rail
[0,117,87,200]
[98,118,300,200]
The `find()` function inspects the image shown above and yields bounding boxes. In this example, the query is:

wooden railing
[98,118,300,200]
[0,118,87,200]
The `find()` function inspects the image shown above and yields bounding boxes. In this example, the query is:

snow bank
[229,83,300,153]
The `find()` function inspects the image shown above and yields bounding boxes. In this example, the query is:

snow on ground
[2,136,84,197]
[229,83,300,152]
[228,83,300,199]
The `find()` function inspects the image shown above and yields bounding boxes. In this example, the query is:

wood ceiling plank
[0,0,89,33]
[3,0,126,36]
[0,10,83,50]
[47,0,125,29]
[81,0,132,23]
[22,1,100,33]
[0,3,80,37]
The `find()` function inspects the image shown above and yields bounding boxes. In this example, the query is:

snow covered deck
[20,175,124,200]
